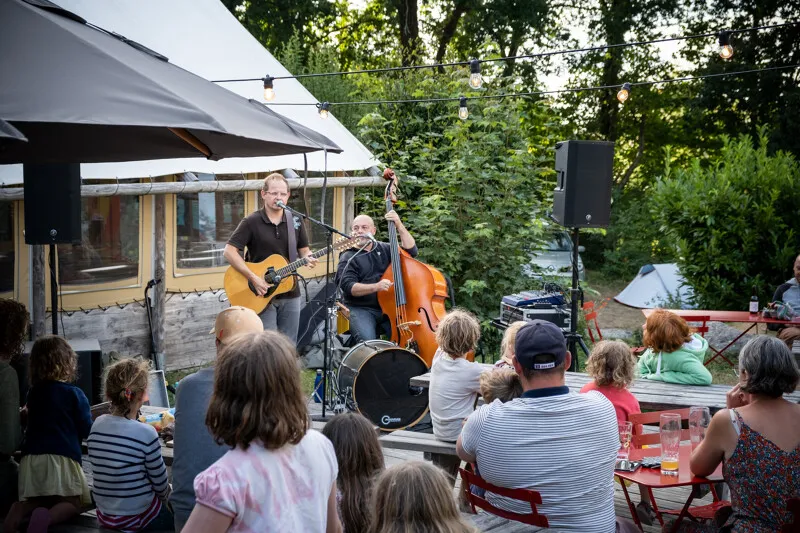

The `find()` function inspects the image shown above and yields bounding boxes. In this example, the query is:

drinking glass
[689,406,712,448]
[660,413,681,476]
[618,421,633,461]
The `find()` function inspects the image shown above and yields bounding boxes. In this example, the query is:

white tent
[0,0,377,184]
[614,263,696,309]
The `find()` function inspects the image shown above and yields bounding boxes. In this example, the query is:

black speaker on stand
[551,141,614,371]
[23,163,81,336]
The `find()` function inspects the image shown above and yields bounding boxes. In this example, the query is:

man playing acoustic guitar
[336,211,416,343]
[223,174,318,342]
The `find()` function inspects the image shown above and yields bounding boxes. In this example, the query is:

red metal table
[616,444,724,532]
[641,309,799,367]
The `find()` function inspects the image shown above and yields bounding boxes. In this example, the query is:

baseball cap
[209,306,264,344]
[514,320,567,370]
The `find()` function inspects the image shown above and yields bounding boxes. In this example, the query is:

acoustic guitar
[224,235,368,314]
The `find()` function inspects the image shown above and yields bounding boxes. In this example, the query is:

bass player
[223,173,318,342]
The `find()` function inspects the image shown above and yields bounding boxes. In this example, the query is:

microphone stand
[279,202,349,419]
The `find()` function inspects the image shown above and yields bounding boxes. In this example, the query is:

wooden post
[30,245,46,337]
[152,195,166,370]
[344,186,355,231]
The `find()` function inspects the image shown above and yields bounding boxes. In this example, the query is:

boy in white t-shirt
[429,309,486,480]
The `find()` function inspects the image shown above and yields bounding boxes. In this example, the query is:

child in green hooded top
[638,309,712,385]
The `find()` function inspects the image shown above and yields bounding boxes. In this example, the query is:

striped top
[460,387,619,532]
[87,414,171,517]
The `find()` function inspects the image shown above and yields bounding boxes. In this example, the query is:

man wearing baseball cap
[170,307,264,531]
[457,320,625,532]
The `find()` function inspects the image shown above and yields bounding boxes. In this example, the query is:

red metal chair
[459,464,549,528]
[583,301,603,343]
[628,408,730,528]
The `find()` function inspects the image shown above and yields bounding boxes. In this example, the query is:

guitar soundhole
[247,269,281,298]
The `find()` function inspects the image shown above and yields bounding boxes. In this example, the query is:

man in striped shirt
[457,320,621,532]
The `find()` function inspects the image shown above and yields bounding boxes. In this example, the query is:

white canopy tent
[614,263,696,309]
[0,0,377,185]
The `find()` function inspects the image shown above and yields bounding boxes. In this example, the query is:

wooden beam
[152,195,166,370]
[0,176,384,200]
[168,128,212,158]
[344,186,355,231]
[30,245,46,338]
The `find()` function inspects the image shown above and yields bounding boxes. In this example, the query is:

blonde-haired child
[4,336,92,533]
[580,340,654,525]
[479,369,522,404]
[495,321,526,369]
[87,358,172,532]
[368,461,477,533]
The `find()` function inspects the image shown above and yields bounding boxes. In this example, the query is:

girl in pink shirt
[183,331,341,533]
[580,340,655,526]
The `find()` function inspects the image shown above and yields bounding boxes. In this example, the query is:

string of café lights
[210,20,799,119]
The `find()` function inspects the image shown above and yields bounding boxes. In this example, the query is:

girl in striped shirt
[87,358,172,532]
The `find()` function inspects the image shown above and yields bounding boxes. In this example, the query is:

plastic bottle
[749,287,759,315]
[313,370,323,403]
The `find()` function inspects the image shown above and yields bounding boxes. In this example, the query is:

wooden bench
[411,368,800,411]
[463,512,543,532]
[379,430,457,456]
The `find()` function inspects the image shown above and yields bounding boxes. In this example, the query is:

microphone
[276,200,288,209]
[362,232,378,243]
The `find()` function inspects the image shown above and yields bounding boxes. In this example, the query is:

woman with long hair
[322,413,384,532]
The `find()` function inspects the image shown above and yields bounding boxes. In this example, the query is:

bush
[652,128,800,310]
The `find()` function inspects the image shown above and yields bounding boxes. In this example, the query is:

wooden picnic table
[410,367,800,411]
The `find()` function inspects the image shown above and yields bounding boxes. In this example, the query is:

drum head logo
[381,415,402,425]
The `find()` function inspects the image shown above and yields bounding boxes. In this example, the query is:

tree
[652,129,800,310]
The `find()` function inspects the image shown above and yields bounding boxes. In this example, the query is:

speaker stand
[566,228,589,370]
[49,243,58,335]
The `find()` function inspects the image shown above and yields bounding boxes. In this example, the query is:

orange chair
[583,301,603,343]
[628,409,729,528]
[459,464,549,528]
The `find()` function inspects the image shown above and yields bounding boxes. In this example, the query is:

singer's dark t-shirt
[227,209,309,299]
[336,241,418,309]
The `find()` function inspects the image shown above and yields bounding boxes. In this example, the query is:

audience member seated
[480,368,522,403]
[88,358,172,531]
[183,331,341,533]
[368,461,477,533]
[494,321,526,369]
[581,340,655,525]
[322,413,384,533]
[457,320,622,532]
[690,336,800,532]
[429,309,486,479]
[169,306,263,532]
[3,337,93,533]
[638,309,712,385]
[0,299,28,518]
[770,253,800,347]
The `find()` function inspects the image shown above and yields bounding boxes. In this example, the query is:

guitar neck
[275,246,332,277]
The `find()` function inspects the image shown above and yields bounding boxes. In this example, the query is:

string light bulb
[469,59,482,89]
[263,75,275,101]
[617,82,631,103]
[718,31,734,59]
[458,96,469,120]
[317,101,331,119]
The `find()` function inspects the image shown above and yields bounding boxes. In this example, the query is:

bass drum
[337,340,429,432]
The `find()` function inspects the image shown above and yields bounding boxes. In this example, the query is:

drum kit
[314,304,431,432]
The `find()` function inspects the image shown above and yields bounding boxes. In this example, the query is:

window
[176,174,245,269]
[0,202,13,293]
[59,196,140,285]
[258,187,335,251]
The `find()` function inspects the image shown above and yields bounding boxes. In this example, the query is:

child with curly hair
[87,358,172,532]
[3,336,92,533]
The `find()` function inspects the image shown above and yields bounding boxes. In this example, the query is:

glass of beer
[689,407,711,449]
[618,421,633,461]
[660,413,681,476]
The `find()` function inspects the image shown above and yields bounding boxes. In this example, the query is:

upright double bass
[376,169,448,367]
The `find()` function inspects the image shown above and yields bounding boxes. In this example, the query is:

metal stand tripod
[566,227,590,371]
